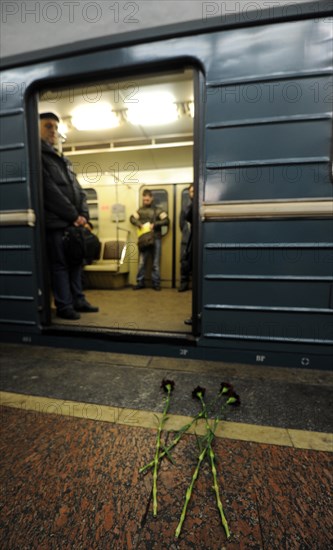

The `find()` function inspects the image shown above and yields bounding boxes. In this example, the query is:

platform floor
[0,344,332,549]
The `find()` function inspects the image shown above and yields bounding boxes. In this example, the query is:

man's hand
[74,216,87,227]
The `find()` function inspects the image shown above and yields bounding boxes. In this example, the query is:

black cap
[39,112,60,122]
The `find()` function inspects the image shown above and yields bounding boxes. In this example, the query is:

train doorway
[37,69,196,336]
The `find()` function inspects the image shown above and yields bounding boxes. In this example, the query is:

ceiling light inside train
[71,104,120,130]
[126,92,178,126]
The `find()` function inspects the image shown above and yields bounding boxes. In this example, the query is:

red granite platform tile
[0,406,332,550]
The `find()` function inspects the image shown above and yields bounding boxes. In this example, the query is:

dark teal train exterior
[0,1,332,369]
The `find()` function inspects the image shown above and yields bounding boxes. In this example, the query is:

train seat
[83,239,129,288]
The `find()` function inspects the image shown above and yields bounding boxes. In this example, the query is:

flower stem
[175,391,213,539]
[199,395,230,539]
[209,445,230,538]
[139,411,205,474]
[175,436,212,538]
[140,390,225,474]
[152,384,172,517]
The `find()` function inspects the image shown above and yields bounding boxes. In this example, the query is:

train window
[142,188,169,237]
[85,188,99,233]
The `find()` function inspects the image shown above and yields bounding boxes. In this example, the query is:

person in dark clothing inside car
[178,184,194,292]
[40,112,98,320]
[130,189,169,290]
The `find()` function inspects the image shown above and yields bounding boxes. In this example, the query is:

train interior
[38,68,195,335]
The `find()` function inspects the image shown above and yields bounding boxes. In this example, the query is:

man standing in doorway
[130,189,169,290]
[40,112,99,320]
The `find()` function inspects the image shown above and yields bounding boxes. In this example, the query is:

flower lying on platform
[175,385,232,539]
[161,379,175,393]
[192,385,206,399]
[152,378,175,517]
[139,379,240,540]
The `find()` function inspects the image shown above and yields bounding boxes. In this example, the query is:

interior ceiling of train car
[39,69,194,155]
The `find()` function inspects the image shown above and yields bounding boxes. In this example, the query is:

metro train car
[0,1,332,369]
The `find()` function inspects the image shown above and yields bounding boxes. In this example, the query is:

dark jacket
[41,140,89,229]
[179,201,192,247]
[130,204,169,237]
[184,201,193,254]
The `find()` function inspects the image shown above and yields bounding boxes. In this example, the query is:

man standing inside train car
[130,189,169,290]
[178,184,194,292]
[39,112,99,320]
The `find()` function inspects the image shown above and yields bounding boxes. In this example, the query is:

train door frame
[27,65,204,338]
[26,92,52,328]
[192,70,205,337]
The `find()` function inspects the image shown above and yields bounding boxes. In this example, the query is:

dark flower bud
[161,379,175,392]
[226,392,241,406]
[192,386,206,399]
[220,382,234,395]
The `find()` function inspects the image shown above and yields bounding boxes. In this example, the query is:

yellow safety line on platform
[1,391,332,452]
